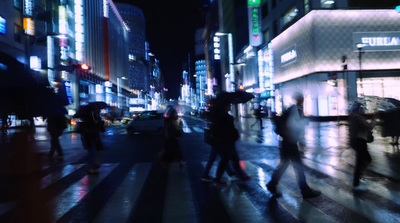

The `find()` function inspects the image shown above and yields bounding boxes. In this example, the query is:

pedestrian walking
[209,99,250,185]
[349,101,375,191]
[160,105,184,168]
[79,107,105,174]
[267,92,320,199]
[251,104,263,129]
[201,101,236,182]
[47,112,67,160]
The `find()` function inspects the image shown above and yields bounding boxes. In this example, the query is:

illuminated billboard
[0,16,5,35]
[271,10,400,84]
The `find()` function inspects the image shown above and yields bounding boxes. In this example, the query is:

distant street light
[216,32,235,92]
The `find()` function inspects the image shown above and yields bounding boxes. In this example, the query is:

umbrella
[87,101,108,109]
[73,102,108,118]
[216,91,255,104]
[0,85,69,118]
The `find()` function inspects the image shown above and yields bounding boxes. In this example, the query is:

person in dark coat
[210,99,250,185]
[251,104,263,129]
[47,112,67,159]
[266,92,320,198]
[160,106,184,168]
[80,107,105,174]
[349,102,375,191]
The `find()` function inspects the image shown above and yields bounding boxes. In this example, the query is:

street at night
[2,0,400,222]
[1,116,399,222]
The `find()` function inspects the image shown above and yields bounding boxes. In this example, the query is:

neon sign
[247,1,262,46]
[213,36,221,60]
[280,45,297,65]
[353,32,400,51]
[0,16,5,35]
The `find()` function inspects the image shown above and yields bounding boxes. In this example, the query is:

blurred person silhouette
[349,101,375,191]
[380,108,400,146]
[160,105,184,168]
[208,98,250,185]
[201,100,236,182]
[251,103,263,129]
[46,111,67,160]
[1,114,11,143]
[80,107,105,174]
[9,132,51,222]
[267,92,320,199]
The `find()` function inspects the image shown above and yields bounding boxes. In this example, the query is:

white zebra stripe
[50,163,118,222]
[93,163,152,223]
[163,164,197,223]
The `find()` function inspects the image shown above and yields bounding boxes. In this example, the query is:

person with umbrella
[206,92,252,185]
[76,102,107,174]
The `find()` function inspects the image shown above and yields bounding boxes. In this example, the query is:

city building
[204,0,400,118]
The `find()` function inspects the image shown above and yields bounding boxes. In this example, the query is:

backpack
[272,110,289,136]
[204,122,217,145]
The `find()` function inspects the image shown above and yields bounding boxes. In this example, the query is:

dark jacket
[210,108,239,144]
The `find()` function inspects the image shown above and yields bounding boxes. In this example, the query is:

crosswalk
[0,157,399,223]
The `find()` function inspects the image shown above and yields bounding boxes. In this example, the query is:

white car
[126,111,164,134]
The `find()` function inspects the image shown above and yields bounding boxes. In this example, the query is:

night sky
[115,0,206,99]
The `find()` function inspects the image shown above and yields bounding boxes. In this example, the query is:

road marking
[201,162,266,223]
[41,164,85,189]
[93,163,152,223]
[261,159,400,222]
[163,165,197,223]
[245,160,338,223]
[50,163,118,222]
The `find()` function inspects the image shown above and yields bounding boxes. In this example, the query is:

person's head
[349,101,365,115]
[292,92,304,106]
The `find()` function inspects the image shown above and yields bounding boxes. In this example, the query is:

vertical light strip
[74,0,84,62]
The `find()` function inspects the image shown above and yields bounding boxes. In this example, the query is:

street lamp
[215,32,234,92]
[356,43,368,93]
[117,76,127,108]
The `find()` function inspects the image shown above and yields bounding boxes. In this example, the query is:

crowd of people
[2,91,400,205]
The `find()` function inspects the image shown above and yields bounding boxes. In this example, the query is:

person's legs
[202,146,218,178]
[288,148,310,191]
[215,145,230,184]
[352,138,370,187]
[229,145,249,180]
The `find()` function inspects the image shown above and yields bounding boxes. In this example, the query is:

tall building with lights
[115,3,147,93]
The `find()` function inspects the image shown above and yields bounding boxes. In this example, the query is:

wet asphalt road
[0,116,399,222]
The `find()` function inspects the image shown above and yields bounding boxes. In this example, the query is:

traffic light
[80,63,90,70]
[54,63,91,72]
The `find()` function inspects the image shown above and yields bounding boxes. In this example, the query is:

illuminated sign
[213,36,221,60]
[23,0,33,16]
[103,0,109,18]
[280,45,297,65]
[0,16,5,35]
[75,0,84,61]
[248,0,261,6]
[353,32,400,51]
[258,43,274,93]
[247,2,262,46]
[64,81,73,104]
[30,56,41,70]
[59,6,67,34]
[23,17,35,35]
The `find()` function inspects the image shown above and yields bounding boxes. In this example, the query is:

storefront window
[304,0,310,13]
[321,0,335,9]
[357,77,400,100]
[281,6,298,28]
